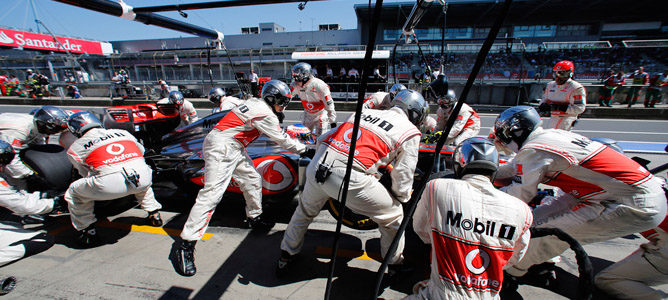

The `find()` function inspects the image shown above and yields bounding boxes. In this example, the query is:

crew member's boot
[175,240,197,276]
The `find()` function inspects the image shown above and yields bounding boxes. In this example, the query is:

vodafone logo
[465,249,490,275]
[106,143,125,155]
[343,128,361,143]
[256,157,296,192]
[0,31,13,44]
[306,103,314,110]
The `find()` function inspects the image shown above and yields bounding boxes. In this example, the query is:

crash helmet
[390,89,429,126]
[428,74,449,102]
[388,84,407,99]
[493,106,542,151]
[291,62,313,83]
[208,87,225,104]
[261,80,292,108]
[0,140,15,166]
[119,69,127,75]
[438,89,457,109]
[553,60,574,81]
[590,137,624,154]
[453,137,499,179]
[26,69,33,74]
[33,106,69,135]
[68,111,103,138]
[168,91,185,106]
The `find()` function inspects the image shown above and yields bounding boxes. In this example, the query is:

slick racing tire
[326,198,378,230]
[21,144,74,191]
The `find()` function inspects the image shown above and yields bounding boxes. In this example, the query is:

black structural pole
[53,0,222,40]
[323,1,383,299]
[440,3,447,71]
[133,0,325,13]
[371,0,514,298]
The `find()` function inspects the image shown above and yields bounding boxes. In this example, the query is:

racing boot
[246,214,275,232]
[275,250,296,278]
[175,240,197,277]
[78,225,97,248]
[386,263,414,286]
[147,210,163,227]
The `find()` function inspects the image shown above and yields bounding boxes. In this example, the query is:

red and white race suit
[0,175,53,216]
[595,210,668,300]
[65,128,162,231]
[281,107,421,264]
[363,92,391,110]
[421,115,437,134]
[408,175,532,300]
[499,128,667,277]
[157,98,198,125]
[539,79,586,130]
[0,113,44,179]
[180,98,306,241]
[435,103,481,145]
[291,77,336,136]
[219,96,244,111]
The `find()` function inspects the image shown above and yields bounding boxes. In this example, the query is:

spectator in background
[339,66,346,79]
[373,66,385,81]
[249,69,259,97]
[311,67,318,78]
[626,66,649,107]
[325,64,333,79]
[599,70,624,107]
[644,70,667,108]
[348,67,359,80]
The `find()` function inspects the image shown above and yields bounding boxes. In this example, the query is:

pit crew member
[291,62,337,136]
[209,87,243,112]
[430,77,480,145]
[0,106,69,191]
[408,137,532,300]
[175,80,311,277]
[157,91,198,125]
[491,106,667,286]
[626,66,649,107]
[537,60,586,130]
[644,70,667,108]
[65,112,163,247]
[277,89,428,276]
[362,83,406,110]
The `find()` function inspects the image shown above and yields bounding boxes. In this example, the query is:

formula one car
[26,101,455,229]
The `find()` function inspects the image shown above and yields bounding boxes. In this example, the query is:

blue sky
[0,0,409,41]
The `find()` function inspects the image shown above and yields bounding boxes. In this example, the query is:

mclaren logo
[0,32,13,44]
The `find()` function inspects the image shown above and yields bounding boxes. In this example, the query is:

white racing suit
[363,92,391,110]
[435,103,480,145]
[595,214,668,300]
[0,175,55,266]
[540,79,586,130]
[281,107,421,264]
[65,128,162,231]
[292,78,336,136]
[499,128,667,277]
[421,115,437,134]
[0,113,44,180]
[157,98,198,125]
[180,98,306,241]
[407,175,533,300]
[219,96,244,111]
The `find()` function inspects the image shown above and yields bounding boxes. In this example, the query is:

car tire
[325,198,378,230]
[20,144,73,191]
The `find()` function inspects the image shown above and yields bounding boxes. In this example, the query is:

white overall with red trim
[540,79,587,130]
[500,128,667,277]
[0,113,44,180]
[291,77,336,136]
[281,107,421,265]
[435,103,481,145]
[65,128,162,231]
[180,98,305,241]
[407,175,532,300]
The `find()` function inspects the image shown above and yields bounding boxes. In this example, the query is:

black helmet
[33,106,69,135]
[168,91,184,105]
[428,74,449,101]
[0,140,16,166]
[590,137,624,154]
[262,80,292,107]
[388,84,407,99]
[390,89,429,126]
[291,62,313,83]
[493,106,542,149]
[453,137,499,179]
[208,87,225,104]
[68,111,103,138]
[438,89,457,109]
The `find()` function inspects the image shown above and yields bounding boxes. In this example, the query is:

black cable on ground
[530,227,594,300]
[323,1,384,300]
[371,0,514,298]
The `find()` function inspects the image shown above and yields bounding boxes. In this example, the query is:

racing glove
[537,103,551,117]
[330,122,337,129]
[300,148,316,159]
[25,174,50,192]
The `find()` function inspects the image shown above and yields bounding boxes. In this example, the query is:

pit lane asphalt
[0,104,666,299]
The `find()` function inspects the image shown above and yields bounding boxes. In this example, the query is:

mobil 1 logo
[446,211,516,240]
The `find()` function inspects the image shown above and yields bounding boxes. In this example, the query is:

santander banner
[0,27,113,55]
